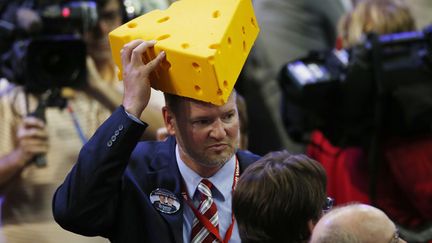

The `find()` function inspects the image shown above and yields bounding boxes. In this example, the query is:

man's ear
[162,106,176,136]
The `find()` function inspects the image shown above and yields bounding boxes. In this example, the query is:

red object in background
[62,7,71,18]
[306,130,432,229]
[335,36,344,50]
[383,136,432,222]
[306,130,370,205]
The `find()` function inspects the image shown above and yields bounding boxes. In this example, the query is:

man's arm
[52,106,147,236]
[84,54,165,140]
[52,40,165,236]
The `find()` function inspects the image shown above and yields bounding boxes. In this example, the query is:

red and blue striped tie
[191,179,220,243]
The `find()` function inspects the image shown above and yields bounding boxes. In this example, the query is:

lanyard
[67,102,87,144]
[182,158,240,243]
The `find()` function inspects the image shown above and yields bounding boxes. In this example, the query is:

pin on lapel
[150,188,181,214]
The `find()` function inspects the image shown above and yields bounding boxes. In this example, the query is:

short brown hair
[163,93,185,116]
[233,150,327,243]
[163,90,238,116]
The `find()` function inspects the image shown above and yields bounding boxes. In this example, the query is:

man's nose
[209,119,227,140]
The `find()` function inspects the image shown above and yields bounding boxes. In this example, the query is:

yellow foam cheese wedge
[109,0,259,105]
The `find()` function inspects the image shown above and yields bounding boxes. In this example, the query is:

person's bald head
[310,203,406,243]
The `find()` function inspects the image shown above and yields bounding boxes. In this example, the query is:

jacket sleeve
[52,106,147,237]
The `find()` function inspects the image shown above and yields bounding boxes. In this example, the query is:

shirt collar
[176,144,236,202]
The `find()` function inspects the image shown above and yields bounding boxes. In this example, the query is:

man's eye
[223,113,235,121]
[193,120,209,125]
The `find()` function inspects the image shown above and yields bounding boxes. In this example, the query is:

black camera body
[0,0,99,93]
[279,26,432,147]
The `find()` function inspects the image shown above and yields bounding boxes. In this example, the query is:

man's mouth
[207,143,229,151]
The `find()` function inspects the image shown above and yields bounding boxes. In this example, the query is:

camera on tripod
[279,26,432,147]
[0,0,99,93]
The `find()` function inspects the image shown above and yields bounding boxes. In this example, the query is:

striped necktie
[191,179,220,243]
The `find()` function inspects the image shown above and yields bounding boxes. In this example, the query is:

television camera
[279,26,432,148]
[0,0,99,94]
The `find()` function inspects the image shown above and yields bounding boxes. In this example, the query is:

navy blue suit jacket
[52,106,260,243]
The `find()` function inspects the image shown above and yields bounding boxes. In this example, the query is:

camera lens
[25,36,87,92]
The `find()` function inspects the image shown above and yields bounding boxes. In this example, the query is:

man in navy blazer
[52,40,260,243]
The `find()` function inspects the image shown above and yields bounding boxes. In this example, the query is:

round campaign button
[150,188,181,214]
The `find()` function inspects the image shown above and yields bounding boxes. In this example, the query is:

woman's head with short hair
[233,150,327,243]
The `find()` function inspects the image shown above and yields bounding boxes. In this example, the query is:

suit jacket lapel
[236,150,261,173]
[147,136,184,243]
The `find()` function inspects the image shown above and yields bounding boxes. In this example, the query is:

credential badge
[150,188,180,214]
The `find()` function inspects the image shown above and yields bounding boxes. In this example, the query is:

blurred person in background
[306,0,432,241]
[236,0,351,155]
[83,0,165,139]
[0,0,164,242]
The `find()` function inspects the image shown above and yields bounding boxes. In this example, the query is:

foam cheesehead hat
[109,0,259,105]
